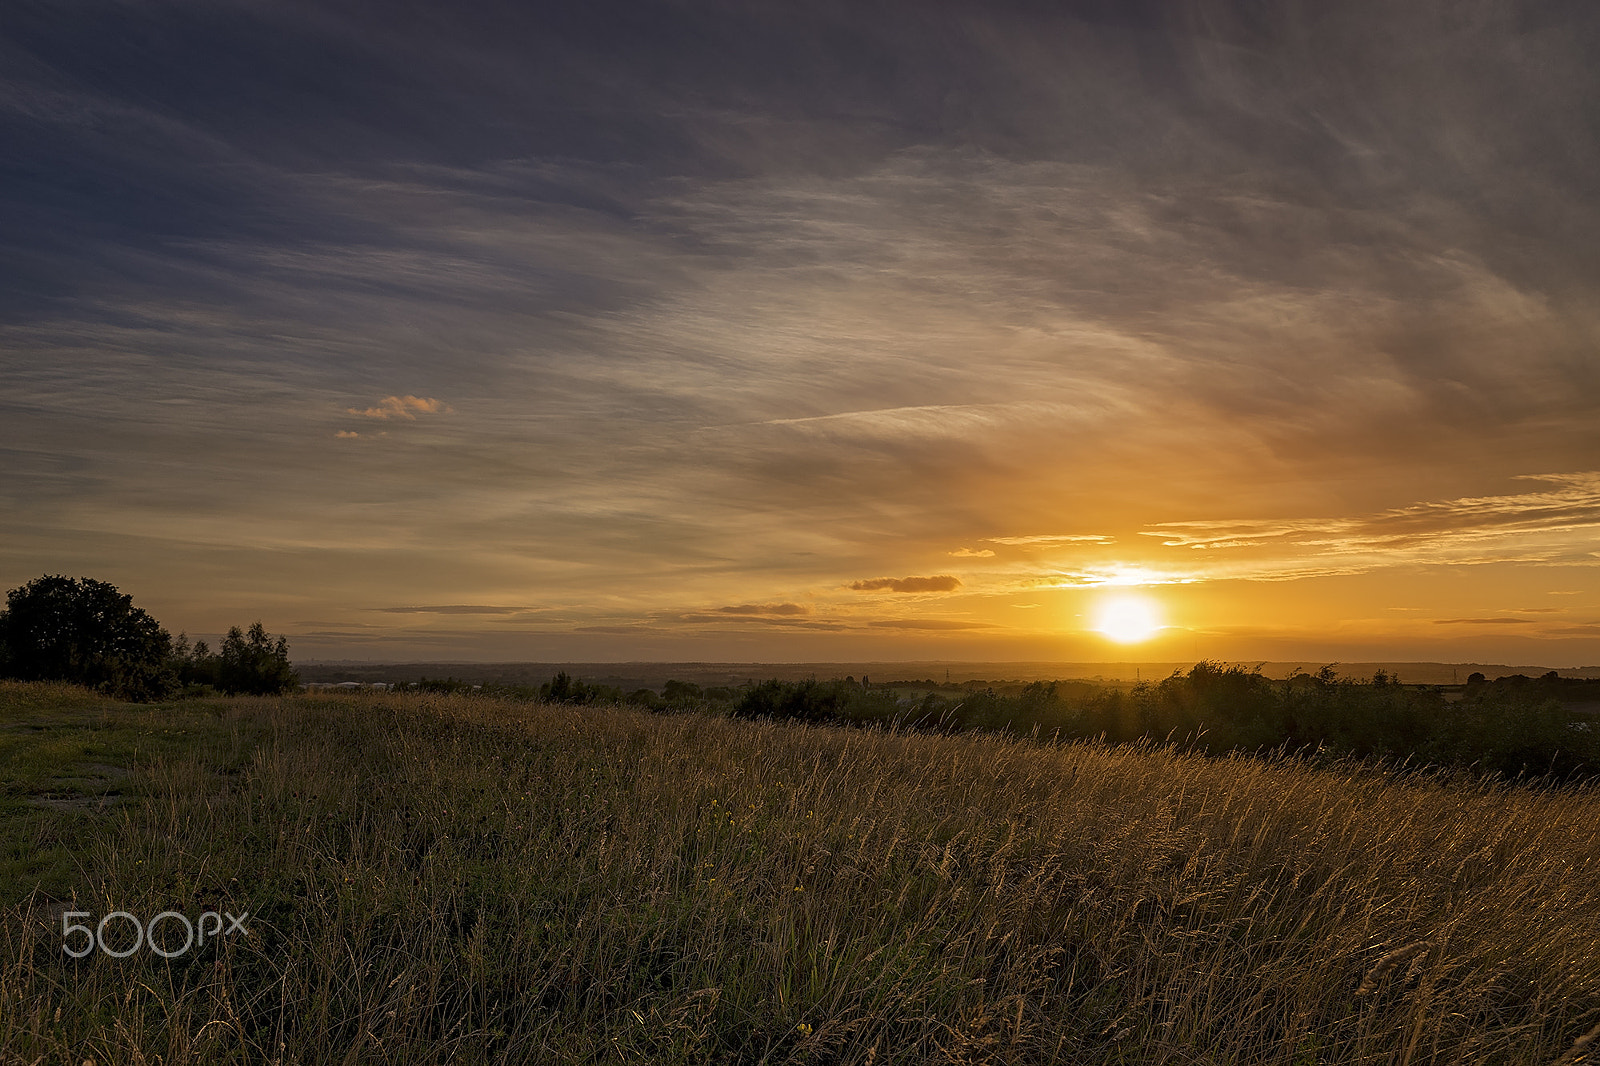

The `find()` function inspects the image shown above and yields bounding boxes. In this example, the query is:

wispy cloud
[1127,473,1600,581]
[675,613,850,631]
[1029,567,1200,590]
[4,2,1599,661]
[714,603,811,616]
[866,619,995,630]
[1433,618,1539,626]
[372,605,533,615]
[987,535,1114,547]
[758,405,991,428]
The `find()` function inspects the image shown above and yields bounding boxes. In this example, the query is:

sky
[3,0,1599,665]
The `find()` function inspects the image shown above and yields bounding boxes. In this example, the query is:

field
[2,681,1598,1065]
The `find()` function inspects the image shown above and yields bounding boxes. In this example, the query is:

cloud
[987,535,1114,547]
[1030,567,1196,589]
[372,604,530,614]
[714,603,810,616]
[849,575,962,593]
[747,403,1081,441]
[347,395,449,420]
[866,619,995,630]
[676,613,850,631]
[949,548,996,558]
[1150,473,1600,552]
[5,2,1600,662]
[1433,618,1539,626]
[1131,473,1600,582]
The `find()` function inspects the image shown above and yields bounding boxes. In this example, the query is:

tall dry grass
[2,687,1597,1064]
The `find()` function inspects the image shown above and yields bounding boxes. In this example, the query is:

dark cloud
[373,605,529,615]
[714,603,812,616]
[677,614,850,631]
[866,619,995,630]
[850,576,963,593]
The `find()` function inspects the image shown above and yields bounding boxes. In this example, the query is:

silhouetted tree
[538,671,622,705]
[171,632,221,690]
[544,671,576,703]
[216,622,299,695]
[0,575,176,701]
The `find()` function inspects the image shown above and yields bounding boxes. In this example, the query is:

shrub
[735,678,849,722]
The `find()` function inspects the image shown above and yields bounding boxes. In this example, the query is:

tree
[172,632,221,690]
[216,622,299,695]
[0,575,176,701]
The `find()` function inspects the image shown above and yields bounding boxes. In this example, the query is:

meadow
[2,680,1598,1065]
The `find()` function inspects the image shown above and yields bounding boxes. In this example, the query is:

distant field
[293,659,1600,689]
[3,681,1598,1064]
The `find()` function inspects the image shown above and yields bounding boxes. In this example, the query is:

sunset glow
[3,4,1598,667]
[1095,597,1163,645]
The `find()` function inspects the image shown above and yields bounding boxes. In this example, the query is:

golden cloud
[986,534,1114,546]
[347,395,449,420]
[1433,618,1539,626]
[1125,472,1600,584]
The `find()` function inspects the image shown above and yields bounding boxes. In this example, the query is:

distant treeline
[390,663,1599,780]
[391,671,740,707]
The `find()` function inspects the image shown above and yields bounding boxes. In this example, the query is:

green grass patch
[0,682,269,904]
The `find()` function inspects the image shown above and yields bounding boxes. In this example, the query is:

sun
[1094,595,1162,643]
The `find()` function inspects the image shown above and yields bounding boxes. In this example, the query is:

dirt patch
[28,793,127,812]
[69,763,131,779]
[26,763,132,812]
